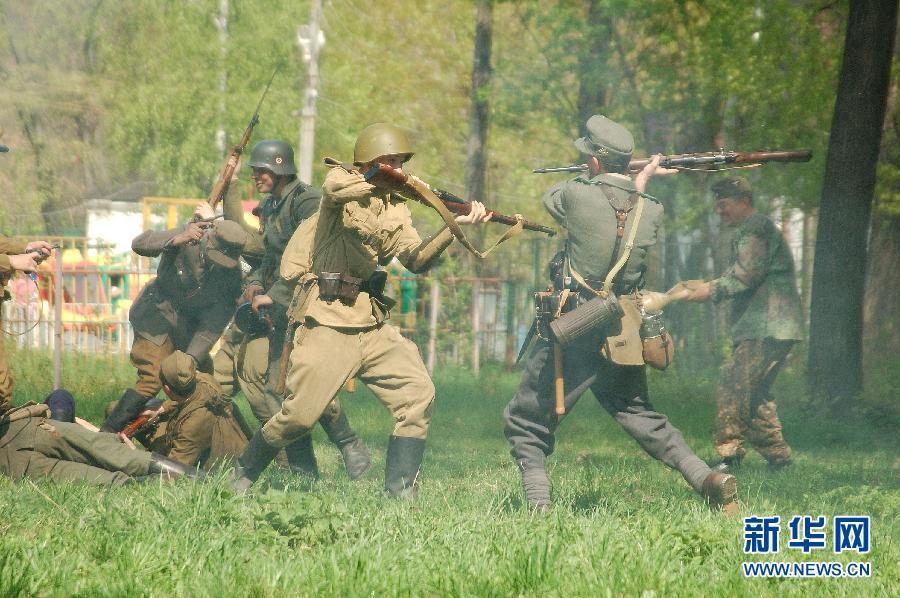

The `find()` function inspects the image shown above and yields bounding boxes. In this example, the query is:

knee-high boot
[319,400,371,480]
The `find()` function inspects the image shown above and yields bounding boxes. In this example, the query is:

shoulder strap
[567,195,646,297]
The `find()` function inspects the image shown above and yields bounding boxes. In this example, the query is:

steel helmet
[353,123,414,165]
[248,140,297,176]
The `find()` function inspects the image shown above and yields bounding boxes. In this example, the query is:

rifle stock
[533,148,813,174]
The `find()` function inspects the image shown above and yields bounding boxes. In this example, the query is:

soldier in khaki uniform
[232,123,492,496]
[220,141,370,480]
[686,178,802,471]
[503,115,738,514]
[137,351,249,469]
[1,235,53,413]
[101,210,249,433]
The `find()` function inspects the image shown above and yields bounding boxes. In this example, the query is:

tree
[808,0,898,411]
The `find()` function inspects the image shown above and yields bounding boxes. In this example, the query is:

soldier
[101,207,249,433]
[1,235,53,415]
[685,177,802,472]
[135,351,250,469]
[222,140,371,480]
[503,115,738,514]
[1,392,197,486]
[231,123,492,496]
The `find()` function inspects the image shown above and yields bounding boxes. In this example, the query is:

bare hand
[455,201,493,225]
[25,240,53,259]
[251,294,274,312]
[8,253,39,272]
[241,282,264,304]
[684,282,712,302]
[634,154,679,194]
[229,155,242,182]
[172,222,206,246]
[194,201,216,221]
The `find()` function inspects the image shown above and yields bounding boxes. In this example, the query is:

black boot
[384,436,426,499]
[283,434,320,480]
[518,458,551,512]
[148,453,201,479]
[231,431,280,494]
[101,389,148,433]
[319,401,371,481]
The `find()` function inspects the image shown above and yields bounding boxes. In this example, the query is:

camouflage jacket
[711,213,804,342]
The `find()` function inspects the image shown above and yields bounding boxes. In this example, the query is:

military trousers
[503,337,711,493]
[130,334,176,399]
[261,323,434,448]
[0,418,152,485]
[212,324,275,424]
[715,338,794,464]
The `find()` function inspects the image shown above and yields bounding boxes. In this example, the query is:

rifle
[206,69,278,209]
[364,163,556,237]
[120,406,167,439]
[532,148,813,174]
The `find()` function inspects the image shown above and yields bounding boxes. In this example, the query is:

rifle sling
[401,178,524,259]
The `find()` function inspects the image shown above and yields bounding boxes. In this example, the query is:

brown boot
[701,471,739,516]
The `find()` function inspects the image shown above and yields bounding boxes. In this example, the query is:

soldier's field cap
[206,220,247,269]
[574,115,635,163]
[712,177,753,201]
[160,350,197,395]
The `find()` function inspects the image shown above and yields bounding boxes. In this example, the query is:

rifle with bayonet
[206,69,277,209]
[532,148,812,174]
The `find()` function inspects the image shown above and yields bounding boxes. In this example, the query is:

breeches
[261,324,434,448]
[503,337,710,492]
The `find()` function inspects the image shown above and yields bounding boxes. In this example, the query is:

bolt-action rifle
[206,69,277,209]
[364,163,556,236]
[532,148,812,174]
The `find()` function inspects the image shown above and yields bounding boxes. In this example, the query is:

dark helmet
[353,123,414,165]
[248,140,297,176]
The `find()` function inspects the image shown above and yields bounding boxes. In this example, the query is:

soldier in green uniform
[685,177,802,471]
[231,123,492,496]
[101,212,249,433]
[503,115,739,513]
[1,395,198,486]
[1,235,53,414]
[222,140,371,480]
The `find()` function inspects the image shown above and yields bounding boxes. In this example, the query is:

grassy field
[1,351,898,596]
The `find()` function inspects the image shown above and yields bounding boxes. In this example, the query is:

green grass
[1,353,898,596]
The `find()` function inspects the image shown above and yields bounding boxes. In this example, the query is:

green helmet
[248,140,297,176]
[353,123,414,165]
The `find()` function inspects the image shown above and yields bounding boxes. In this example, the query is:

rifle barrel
[534,149,814,174]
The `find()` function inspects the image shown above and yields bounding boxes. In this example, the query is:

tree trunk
[807,0,897,412]
[464,0,493,373]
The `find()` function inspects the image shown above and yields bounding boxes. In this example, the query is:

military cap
[712,177,753,202]
[204,220,248,270]
[45,388,76,423]
[574,115,634,171]
[160,350,198,395]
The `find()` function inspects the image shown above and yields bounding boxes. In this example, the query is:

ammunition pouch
[549,293,623,347]
[318,272,363,304]
[639,311,674,370]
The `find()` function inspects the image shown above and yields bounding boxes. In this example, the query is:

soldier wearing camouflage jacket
[687,177,803,471]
